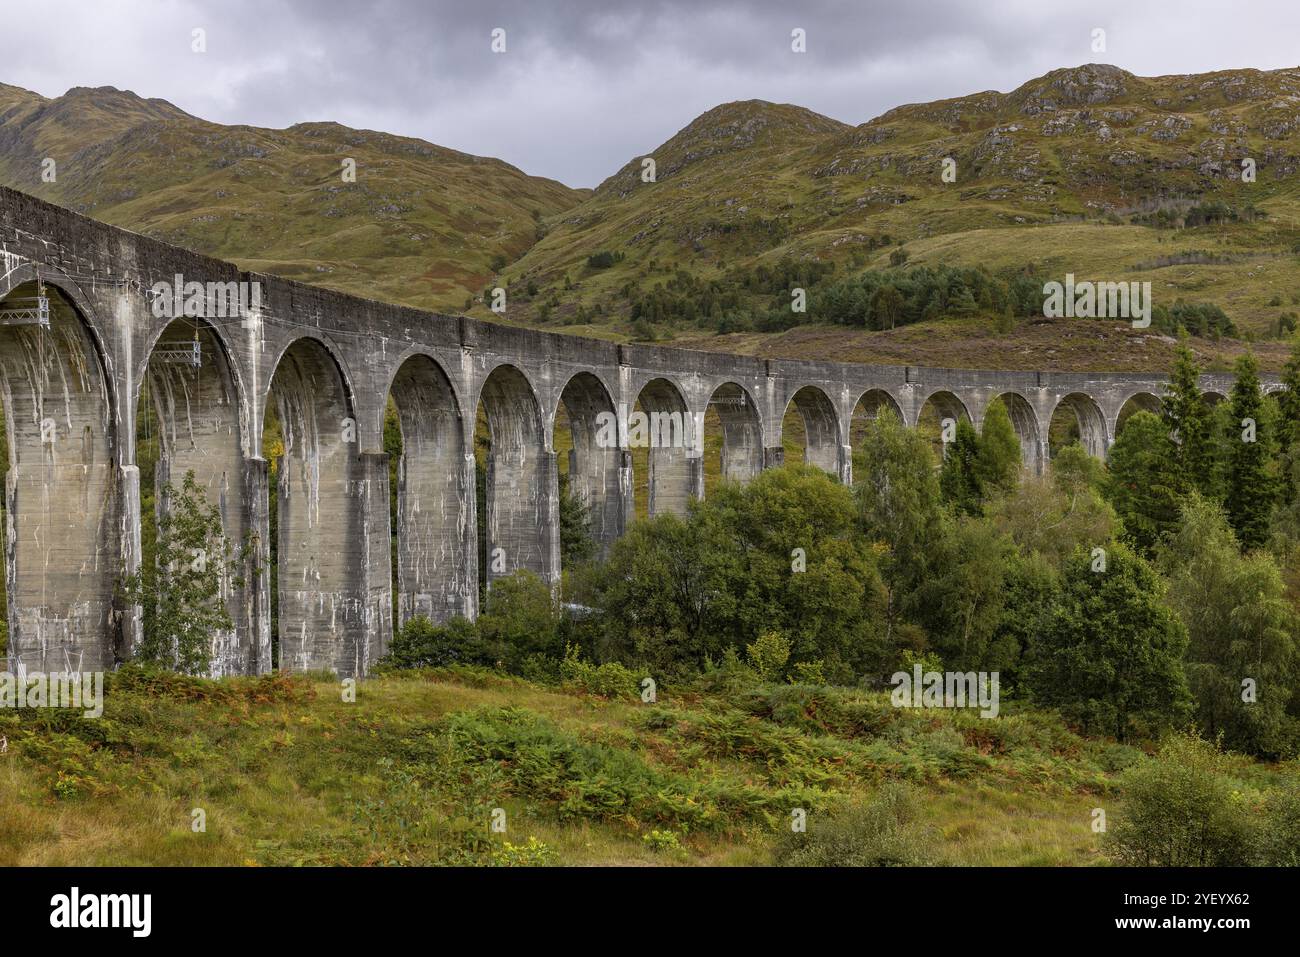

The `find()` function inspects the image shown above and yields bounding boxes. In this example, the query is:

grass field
[2,666,1293,866]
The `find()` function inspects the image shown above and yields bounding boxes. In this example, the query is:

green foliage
[382,615,489,669]
[478,570,564,673]
[1161,341,1216,497]
[1256,779,1300,866]
[1224,351,1278,549]
[589,464,885,680]
[120,471,243,675]
[976,398,1022,496]
[746,631,791,681]
[939,400,1021,516]
[557,472,596,567]
[939,418,983,515]
[1159,497,1300,758]
[989,446,1116,570]
[559,644,640,699]
[773,781,935,866]
[381,571,567,677]
[1104,411,1182,553]
[490,836,555,867]
[915,517,1027,675]
[1275,340,1300,502]
[642,829,683,854]
[1149,300,1238,339]
[436,706,815,831]
[586,250,624,269]
[812,264,1044,331]
[1029,542,1191,740]
[855,408,947,658]
[1108,733,1254,866]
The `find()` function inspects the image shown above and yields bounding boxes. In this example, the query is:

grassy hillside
[1,665,1294,866]
[0,665,1232,868]
[0,83,585,309]
[495,65,1300,369]
[5,65,1300,370]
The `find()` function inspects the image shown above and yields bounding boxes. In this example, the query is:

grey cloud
[1,0,1297,186]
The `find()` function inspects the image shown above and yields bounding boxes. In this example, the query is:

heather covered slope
[0,83,585,309]
[5,65,1300,370]
[499,65,1300,369]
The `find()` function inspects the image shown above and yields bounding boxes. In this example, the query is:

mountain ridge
[3,64,1300,371]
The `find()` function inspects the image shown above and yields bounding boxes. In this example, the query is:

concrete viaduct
[0,186,1277,678]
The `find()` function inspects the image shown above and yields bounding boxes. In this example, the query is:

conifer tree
[1104,411,1182,554]
[939,417,984,516]
[1224,352,1277,550]
[1162,341,1215,498]
[976,398,1022,496]
[1275,339,1300,502]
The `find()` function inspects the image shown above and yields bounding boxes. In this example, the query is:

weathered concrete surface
[0,185,1280,677]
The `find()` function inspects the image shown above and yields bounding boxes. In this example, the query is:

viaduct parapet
[0,186,1275,677]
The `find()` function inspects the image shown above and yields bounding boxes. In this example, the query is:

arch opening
[262,338,367,676]
[849,388,905,477]
[387,354,471,627]
[702,382,762,496]
[782,386,841,477]
[475,364,553,598]
[555,372,621,562]
[917,390,971,460]
[632,377,695,518]
[0,281,119,672]
[993,392,1042,474]
[1049,392,1108,459]
[1116,391,1162,438]
[136,318,252,675]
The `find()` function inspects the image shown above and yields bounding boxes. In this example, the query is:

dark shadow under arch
[555,371,622,558]
[1049,392,1108,459]
[783,385,841,477]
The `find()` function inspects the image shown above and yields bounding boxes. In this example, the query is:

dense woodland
[381,341,1300,768]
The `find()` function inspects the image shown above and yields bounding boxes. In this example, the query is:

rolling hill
[3,64,1300,371]
[0,82,584,309]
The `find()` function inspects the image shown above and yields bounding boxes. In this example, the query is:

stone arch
[0,279,120,672]
[138,317,254,675]
[1115,391,1162,438]
[477,363,555,588]
[1049,392,1108,459]
[704,381,763,492]
[916,389,971,429]
[266,337,370,677]
[850,388,904,432]
[634,376,696,517]
[555,371,622,557]
[916,390,971,458]
[992,392,1042,473]
[388,353,472,625]
[1203,391,1228,407]
[782,385,841,477]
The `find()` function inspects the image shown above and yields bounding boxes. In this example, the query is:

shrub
[559,645,640,699]
[1256,779,1300,866]
[642,829,683,853]
[747,631,791,682]
[1107,733,1254,866]
[773,781,935,866]
[490,836,555,867]
[478,570,564,671]
[382,615,488,669]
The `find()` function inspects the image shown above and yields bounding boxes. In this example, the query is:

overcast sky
[3,1,1297,188]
